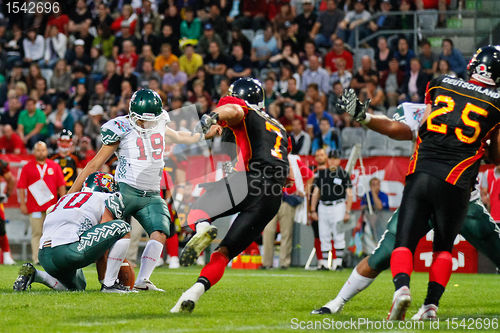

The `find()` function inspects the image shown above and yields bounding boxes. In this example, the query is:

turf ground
[0,265,498,332]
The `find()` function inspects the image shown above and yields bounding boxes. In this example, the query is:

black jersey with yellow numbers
[50,153,80,189]
[216,96,289,184]
[408,75,500,189]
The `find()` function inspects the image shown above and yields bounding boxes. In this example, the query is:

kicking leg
[172,184,281,313]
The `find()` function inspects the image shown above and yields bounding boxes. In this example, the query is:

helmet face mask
[128,89,164,134]
[228,77,266,112]
[467,45,500,88]
[82,172,117,193]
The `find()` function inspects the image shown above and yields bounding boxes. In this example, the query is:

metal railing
[351,9,495,53]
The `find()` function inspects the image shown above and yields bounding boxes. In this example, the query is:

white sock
[336,267,374,302]
[103,238,130,287]
[196,221,211,233]
[34,270,68,291]
[135,239,163,283]
[183,282,206,302]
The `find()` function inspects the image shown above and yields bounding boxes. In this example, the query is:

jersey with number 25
[409,75,500,189]
[101,114,169,191]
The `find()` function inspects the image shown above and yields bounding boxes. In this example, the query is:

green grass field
[0,265,498,332]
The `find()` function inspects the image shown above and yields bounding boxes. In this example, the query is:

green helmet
[129,89,164,133]
[82,172,117,193]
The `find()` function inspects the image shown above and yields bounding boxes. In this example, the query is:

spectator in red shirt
[45,12,70,36]
[116,40,139,72]
[324,38,353,74]
[0,125,27,154]
[76,136,96,168]
[17,141,66,264]
[234,0,268,31]
[111,4,137,35]
[279,104,305,134]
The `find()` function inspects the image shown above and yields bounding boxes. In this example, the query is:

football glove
[194,112,219,135]
[0,193,7,204]
[338,88,370,122]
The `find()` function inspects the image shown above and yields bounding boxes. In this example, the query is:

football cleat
[179,224,217,266]
[101,281,137,294]
[170,295,196,313]
[311,307,332,315]
[387,286,411,321]
[411,304,438,321]
[13,263,36,291]
[133,279,165,292]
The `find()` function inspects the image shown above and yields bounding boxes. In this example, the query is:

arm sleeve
[104,192,126,220]
[101,118,129,145]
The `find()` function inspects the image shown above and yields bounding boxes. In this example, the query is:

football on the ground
[118,259,135,289]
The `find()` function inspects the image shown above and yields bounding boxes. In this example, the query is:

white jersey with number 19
[101,114,169,191]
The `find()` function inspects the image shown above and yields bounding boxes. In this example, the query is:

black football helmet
[228,77,265,112]
[467,45,500,87]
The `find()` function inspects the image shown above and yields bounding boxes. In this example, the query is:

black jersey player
[50,130,81,191]
[171,77,290,313]
[388,45,500,321]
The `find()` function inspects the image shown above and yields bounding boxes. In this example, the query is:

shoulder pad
[101,117,132,145]
[104,193,125,220]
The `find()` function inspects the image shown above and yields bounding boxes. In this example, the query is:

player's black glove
[338,88,370,122]
[0,193,7,204]
[194,112,220,135]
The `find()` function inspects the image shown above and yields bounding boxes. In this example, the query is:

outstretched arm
[165,125,222,144]
[364,115,413,141]
[340,88,413,141]
[68,144,118,193]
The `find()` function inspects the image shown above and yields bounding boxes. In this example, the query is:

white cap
[74,39,85,46]
[89,105,104,116]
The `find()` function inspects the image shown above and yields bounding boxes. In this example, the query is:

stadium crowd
[0,0,468,159]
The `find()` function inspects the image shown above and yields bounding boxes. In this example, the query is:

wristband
[360,113,372,125]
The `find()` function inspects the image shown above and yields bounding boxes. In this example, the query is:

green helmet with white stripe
[129,89,164,134]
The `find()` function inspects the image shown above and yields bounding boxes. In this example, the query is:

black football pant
[395,172,470,253]
[191,172,284,259]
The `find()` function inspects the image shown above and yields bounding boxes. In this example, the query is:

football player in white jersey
[68,89,218,291]
[13,172,131,292]
[311,90,500,320]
